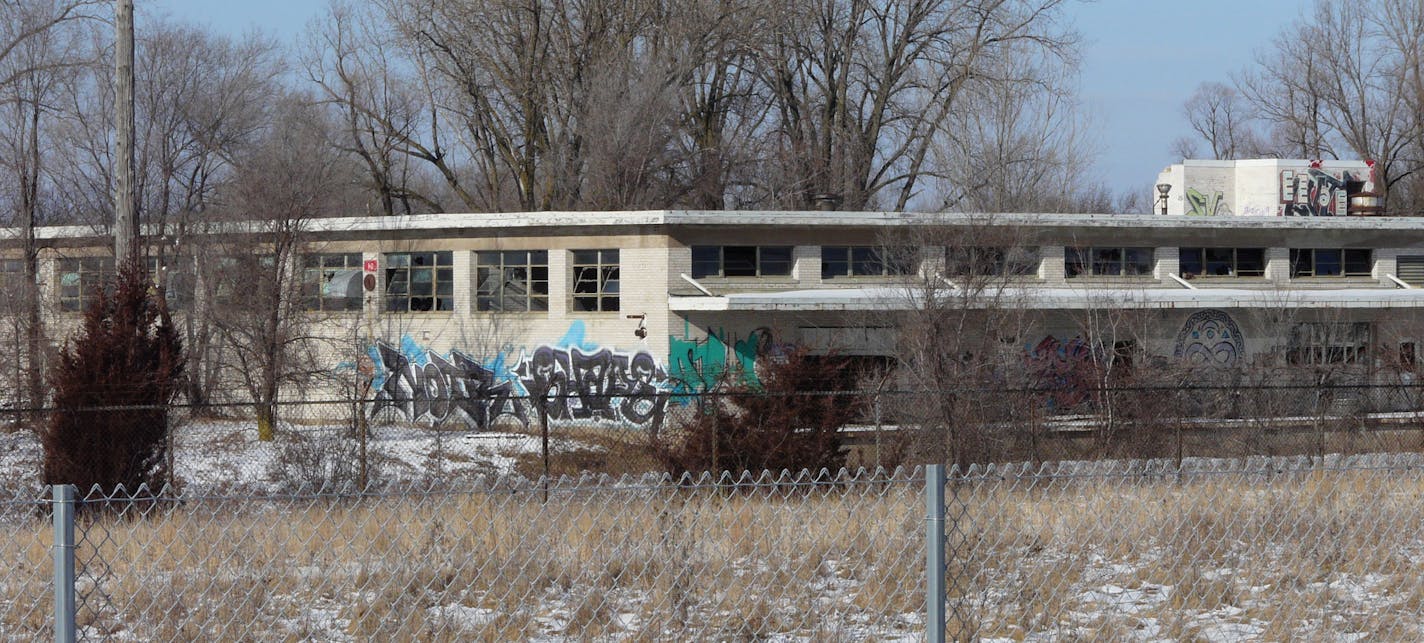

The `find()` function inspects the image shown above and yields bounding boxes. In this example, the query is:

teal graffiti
[668,326,769,393]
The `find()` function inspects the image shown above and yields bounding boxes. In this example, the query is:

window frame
[690,245,794,278]
[57,256,115,312]
[383,251,454,313]
[1289,248,1372,278]
[572,249,620,312]
[475,250,550,313]
[301,252,365,312]
[821,246,918,279]
[1287,322,1371,365]
[145,255,196,310]
[945,246,1040,277]
[1177,247,1267,278]
[1065,247,1154,278]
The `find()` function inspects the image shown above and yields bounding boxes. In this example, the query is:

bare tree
[0,0,97,413]
[890,217,1043,466]
[205,96,349,441]
[1235,0,1424,213]
[1174,81,1264,161]
[755,0,1079,211]
[931,45,1099,213]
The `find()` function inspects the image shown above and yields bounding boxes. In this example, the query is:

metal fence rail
[19,455,1424,640]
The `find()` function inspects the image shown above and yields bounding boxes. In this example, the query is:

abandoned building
[5,159,1424,429]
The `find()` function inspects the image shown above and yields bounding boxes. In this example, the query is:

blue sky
[142,0,1311,196]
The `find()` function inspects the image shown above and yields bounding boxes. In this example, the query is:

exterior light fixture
[1156,183,1172,215]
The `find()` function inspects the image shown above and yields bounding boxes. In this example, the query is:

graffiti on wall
[370,338,527,430]
[667,326,770,393]
[1279,163,1374,217]
[1185,188,1232,216]
[514,346,667,427]
[1173,309,1244,367]
[1025,335,1099,408]
[370,321,670,431]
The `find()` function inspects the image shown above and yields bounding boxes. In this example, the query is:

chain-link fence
[13,385,1424,639]
[57,469,926,641]
[935,455,1424,641]
[20,455,1424,641]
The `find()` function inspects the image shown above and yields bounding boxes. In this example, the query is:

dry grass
[2,463,1424,640]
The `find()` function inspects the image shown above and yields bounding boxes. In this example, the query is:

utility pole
[114,0,136,261]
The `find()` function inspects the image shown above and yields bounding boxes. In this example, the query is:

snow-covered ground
[0,419,596,496]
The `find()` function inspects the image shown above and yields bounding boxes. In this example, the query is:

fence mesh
[67,469,924,641]
[11,386,1424,639]
[941,455,1424,640]
[0,489,52,640]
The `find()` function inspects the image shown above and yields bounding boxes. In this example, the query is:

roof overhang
[670,286,1424,312]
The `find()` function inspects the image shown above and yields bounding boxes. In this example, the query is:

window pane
[1204,248,1233,276]
[1344,249,1371,275]
[1179,248,1203,275]
[1315,249,1342,276]
[722,246,757,276]
[1092,248,1122,275]
[1236,249,1266,276]
[759,246,793,275]
[822,246,850,278]
[691,246,720,278]
[1290,249,1309,276]
[1124,248,1153,275]
[1066,248,1088,277]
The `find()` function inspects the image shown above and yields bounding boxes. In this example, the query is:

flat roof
[10,209,1424,242]
[670,286,1424,312]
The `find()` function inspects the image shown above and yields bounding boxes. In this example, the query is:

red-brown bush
[41,258,183,493]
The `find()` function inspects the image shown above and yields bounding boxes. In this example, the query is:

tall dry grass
[2,461,1424,640]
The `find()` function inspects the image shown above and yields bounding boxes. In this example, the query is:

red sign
[363,259,378,272]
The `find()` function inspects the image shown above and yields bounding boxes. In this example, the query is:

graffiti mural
[1173,309,1244,367]
[1279,163,1374,216]
[1026,335,1100,408]
[1185,187,1232,216]
[667,325,770,393]
[369,322,670,431]
[370,339,527,429]
[514,346,667,427]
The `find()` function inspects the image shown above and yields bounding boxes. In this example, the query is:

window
[1287,322,1370,365]
[384,251,453,312]
[0,259,21,290]
[211,255,278,308]
[301,253,364,311]
[691,246,793,278]
[146,256,195,310]
[1178,248,1266,277]
[57,257,115,312]
[476,250,549,312]
[1066,247,1153,277]
[945,246,1040,277]
[821,246,917,278]
[572,249,620,312]
[1289,249,1371,278]
[1401,342,1417,369]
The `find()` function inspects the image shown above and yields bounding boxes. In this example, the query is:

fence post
[925,464,945,643]
[52,484,76,643]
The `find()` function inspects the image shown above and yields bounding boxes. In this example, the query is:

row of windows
[695,245,1376,280]
[28,245,1389,313]
[1068,247,1375,279]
